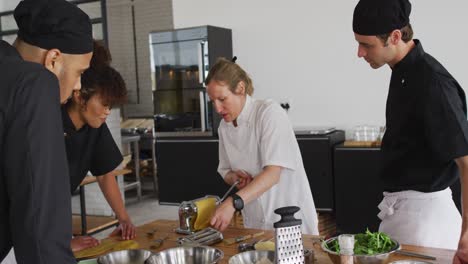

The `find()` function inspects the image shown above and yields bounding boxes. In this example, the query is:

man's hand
[229,170,253,189]
[71,236,100,252]
[109,218,136,240]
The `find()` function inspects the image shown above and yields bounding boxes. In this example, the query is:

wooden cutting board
[343,140,381,147]
[74,237,139,260]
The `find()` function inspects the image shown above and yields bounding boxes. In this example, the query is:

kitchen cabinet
[334,145,384,234]
[296,131,345,211]
[156,131,345,208]
[333,144,462,234]
[155,137,230,204]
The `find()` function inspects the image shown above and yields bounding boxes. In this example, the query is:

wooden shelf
[72,214,118,236]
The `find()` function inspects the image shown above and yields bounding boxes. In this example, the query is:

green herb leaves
[326,229,396,255]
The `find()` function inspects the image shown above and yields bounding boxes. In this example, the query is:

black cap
[353,0,412,36]
[14,0,93,54]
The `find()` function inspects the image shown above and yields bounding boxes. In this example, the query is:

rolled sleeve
[258,103,297,171]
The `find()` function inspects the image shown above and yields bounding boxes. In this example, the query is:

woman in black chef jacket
[63,41,135,252]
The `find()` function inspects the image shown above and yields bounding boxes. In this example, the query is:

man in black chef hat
[0,0,93,263]
[353,0,468,262]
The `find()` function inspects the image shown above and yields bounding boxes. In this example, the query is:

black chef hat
[14,0,93,54]
[353,0,412,36]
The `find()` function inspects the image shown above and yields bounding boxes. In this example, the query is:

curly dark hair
[78,40,127,107]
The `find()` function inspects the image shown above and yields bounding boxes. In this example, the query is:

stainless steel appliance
[149,26,232,136]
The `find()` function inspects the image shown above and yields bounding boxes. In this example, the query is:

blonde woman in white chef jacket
[207,58,319,235]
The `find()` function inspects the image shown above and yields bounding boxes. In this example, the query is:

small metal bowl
[145,246,223,264]
[321,236,400,264]
[229,250,275,264]
[389,261,433,264]
[97,249,153,264]
[77,259,98,264]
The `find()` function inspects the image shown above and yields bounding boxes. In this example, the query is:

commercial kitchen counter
[96,219,456,263]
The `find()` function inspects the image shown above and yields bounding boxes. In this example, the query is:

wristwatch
[231,193,244,211]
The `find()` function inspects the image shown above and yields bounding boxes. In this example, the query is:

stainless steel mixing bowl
[97,249,152,264]
[228,250,275,264]
[145,246,223,264]
[321,236,401,264]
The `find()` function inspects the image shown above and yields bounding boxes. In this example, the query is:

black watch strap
[231,193,244,211]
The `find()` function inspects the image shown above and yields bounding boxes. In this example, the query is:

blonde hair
[205,57,254,96]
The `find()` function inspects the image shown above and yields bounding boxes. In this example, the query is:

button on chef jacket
[62,106,123,193]
[217,95,319,235]
[0,40,75,263]
[382,39,468,192]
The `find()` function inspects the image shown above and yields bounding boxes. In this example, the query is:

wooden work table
[129,220,455,263]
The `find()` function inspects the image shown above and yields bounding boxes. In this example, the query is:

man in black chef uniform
[0,0,93,263]
[352,0,468,262]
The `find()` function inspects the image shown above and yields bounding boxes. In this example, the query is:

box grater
[274,206,305,264]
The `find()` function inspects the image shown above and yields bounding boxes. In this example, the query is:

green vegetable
[325,229,396,255]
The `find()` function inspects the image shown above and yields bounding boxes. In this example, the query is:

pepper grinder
[338,234,354,264]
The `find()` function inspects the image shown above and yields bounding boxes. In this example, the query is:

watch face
[233,196,244,210]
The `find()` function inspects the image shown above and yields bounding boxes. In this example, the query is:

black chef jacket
[382,39,468,192]
[0,41,75,263]
[62,106,123,193]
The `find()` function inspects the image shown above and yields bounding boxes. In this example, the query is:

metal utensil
[274,206,305,264]
[396,250,437,260]
[218,179,241,205]
[177,227,224,246]
[176,195,220,234]
[238,239,259,252]
[97,249,152,264]
[389,260,433,264]
[145,246,223,264]
[224,231,265,245]
[228,250,275,264]
[150,235,169,250]
[146,229,157,238]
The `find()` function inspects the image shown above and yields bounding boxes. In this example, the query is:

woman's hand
[110,218,136,240]
[210,197,236,231]
[228,170,253,189]
[71,236,100,252]
[454,232,468,264]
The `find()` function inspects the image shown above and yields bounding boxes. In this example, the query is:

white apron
[1,249,16,264]
[378,188,461,250]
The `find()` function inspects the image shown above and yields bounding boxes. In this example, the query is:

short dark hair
[79,41,127,107]
[377,24,414,45]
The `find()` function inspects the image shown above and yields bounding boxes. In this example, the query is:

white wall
[172,0,468,135]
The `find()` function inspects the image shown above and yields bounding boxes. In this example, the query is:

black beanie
[353,0,412,36]
[14,0,93,54]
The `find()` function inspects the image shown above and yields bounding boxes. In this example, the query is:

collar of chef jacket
[228,95,254,128]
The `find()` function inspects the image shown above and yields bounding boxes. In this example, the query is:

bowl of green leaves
[321,229,400,264]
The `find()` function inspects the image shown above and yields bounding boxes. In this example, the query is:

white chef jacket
[217,95,319,235]
[378,188,461,250]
